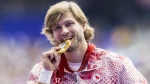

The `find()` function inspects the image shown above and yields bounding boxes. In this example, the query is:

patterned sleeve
[27,62,43,84]
[119,58,148,84]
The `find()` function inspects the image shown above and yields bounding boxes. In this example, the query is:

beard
[66,33,82,52]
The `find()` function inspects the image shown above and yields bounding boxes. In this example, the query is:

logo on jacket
[53,77,62,84]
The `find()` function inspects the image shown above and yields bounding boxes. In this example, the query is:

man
[27,1,147,84]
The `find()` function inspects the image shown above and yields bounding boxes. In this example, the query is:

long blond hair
[41,1,94,45]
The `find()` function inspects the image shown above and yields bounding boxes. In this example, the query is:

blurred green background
[0,0,150,83]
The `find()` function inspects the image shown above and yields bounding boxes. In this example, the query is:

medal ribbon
[56,43,95,77]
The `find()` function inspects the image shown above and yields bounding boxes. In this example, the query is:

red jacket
[27,44,147,84]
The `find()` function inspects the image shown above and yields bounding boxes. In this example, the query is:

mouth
[62,36,73,43]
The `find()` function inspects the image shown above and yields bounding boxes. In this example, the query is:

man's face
[52,12,86,52]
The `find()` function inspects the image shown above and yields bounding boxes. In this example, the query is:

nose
[61,27,69,36]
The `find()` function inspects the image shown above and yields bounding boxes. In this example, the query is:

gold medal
[58,39,71,54]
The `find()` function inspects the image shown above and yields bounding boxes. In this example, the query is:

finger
[53,52,61,61]
[42,51,54,61]
[51,47,61,52]
[42,47,61,62]
[51,47,61,60]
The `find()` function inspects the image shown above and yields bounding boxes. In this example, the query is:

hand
[42,47,61,71]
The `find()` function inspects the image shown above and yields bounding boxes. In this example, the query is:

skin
[36,11,88,84]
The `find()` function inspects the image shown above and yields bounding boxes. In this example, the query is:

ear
[82,23,86,31]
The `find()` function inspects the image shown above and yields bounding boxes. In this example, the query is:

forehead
[55,12,77,25]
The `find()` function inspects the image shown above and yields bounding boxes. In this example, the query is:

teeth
[63,37,72,41]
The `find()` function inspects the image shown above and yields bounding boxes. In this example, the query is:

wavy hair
[41,1,94,45]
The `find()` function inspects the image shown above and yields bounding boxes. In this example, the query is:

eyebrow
[55,20,74,26]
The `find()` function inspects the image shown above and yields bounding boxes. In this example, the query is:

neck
[64,41,88,63]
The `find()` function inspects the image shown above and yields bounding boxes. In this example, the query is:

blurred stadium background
[0,0,150,83]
